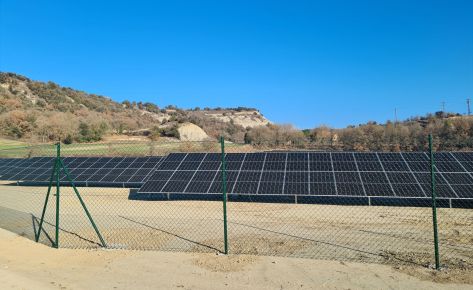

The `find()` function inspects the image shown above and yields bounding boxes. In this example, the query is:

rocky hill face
[136,107,270,130]
[0,72,271,143]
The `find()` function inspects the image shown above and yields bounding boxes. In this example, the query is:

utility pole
[467,98,471,116]
[441,101,445,112]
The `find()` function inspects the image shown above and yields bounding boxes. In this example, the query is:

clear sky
[1,0,472,128]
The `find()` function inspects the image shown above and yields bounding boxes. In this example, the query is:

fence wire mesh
[0,139,471,272]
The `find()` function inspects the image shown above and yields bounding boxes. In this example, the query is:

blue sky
[1,0,472,128]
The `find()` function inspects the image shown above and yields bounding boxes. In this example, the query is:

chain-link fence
[0,138,471,272]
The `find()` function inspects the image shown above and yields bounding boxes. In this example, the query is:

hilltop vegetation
[0,72,269,144]
[0,73,155,143]
[243,112,473,151]
[1,72,472,151]
[329,113,473,151]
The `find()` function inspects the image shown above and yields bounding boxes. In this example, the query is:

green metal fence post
[220,136,229,254]
[55,142,61,249]
[429,134,440,270]
[35,157,58,243]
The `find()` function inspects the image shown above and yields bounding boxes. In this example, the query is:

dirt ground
[0,184,472,288]
[0,228,472,290]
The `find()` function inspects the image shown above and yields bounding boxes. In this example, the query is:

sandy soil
[0,184,472,288]
[0,228,472,290]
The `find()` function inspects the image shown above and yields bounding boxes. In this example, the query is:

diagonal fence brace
[35,143,107,248]
[59,158,107,248]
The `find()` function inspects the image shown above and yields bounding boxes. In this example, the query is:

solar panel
[264,161,286,171]
[186,181,213,193]
[364,183,394,196]
[332,162,357,171]
[258,182,284,195]
[354,152,378,161]
[387,172,417,183]
[309,161,332,171]
[381,162,410,171]
[309,183,336,195]
[335,172,361,183]
[451,185,473,198]
[406,162,430,172]
[453,152,473,161]
[242,161,264,171]
[435,162,465,172]
[266,152,286,161]
[134,151,473,207]
[391,183,424,197]
[336,183,365,196]
[356,161,383,171]
[310,172,334,183]
[232,182,259,194]
[287,161,308,171]
[402,152,429,161]
[434,152,456,161]
[442,173,473,184]
[288,152,308,161]
[309,152,331,161]
[0,156,163,187]
[360,172,388,183]
[378,153,404,161]
[331,152,354,162]
[284,182,309,195]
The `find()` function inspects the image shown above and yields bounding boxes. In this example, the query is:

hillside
[1,72,472,152]
[0,72,271,143]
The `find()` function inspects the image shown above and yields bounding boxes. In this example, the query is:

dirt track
[0,184,472,271]
[1,228,473,289]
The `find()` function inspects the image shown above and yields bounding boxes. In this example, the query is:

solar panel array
[135,152,473,205]
[0,156,162,187]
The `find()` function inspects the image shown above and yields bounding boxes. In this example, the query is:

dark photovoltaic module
[0,156,162,187]
[133,152,473,207]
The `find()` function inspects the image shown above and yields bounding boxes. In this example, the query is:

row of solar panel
[163,152,473,162]
[138,171,473,198]
[155,152,473,173]
[0,156,161,170]
[0,157,162,185]
[137,152,473,199]
[144,170,473,184]
[158,160,470,172]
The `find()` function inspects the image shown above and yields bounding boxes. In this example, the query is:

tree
[122,100,131,108]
